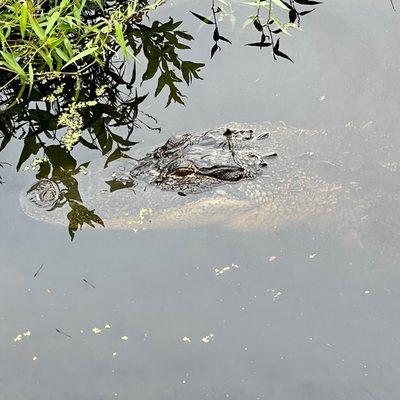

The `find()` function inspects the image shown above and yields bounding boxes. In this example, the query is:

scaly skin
[19,122,394,238]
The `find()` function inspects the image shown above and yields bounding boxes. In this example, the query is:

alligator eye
[170,167,195,177]
[26,179,60,210]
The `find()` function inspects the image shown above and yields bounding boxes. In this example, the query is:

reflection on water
[1,0,400,399]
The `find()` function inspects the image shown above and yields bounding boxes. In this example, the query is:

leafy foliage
[0,0,323,240]
[191,0,320,61]
[0,0,203,106]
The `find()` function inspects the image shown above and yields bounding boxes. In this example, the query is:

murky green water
[1,1,400,399]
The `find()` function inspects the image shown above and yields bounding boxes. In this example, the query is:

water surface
[1,1,400,399]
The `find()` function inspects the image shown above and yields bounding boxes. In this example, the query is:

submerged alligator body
[20,122,399,238]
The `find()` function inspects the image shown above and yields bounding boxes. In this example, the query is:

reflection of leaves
[29,108,58,131]
[111,133,138,147]
[181,61,204,85]
[273,39,293,63]
[17,135,41,171]
[0,161,11,184]
[191,8,232,59]
[106,178,136,192]
[246,42,272,47]
[35,160,51,179]
[57,173,82,204]
[0,131,12,152]
[67,201,104,241]
[45,145,77,170]
[104,147,134,168]
[293,0,321,5]
[190,12,214,25]
[132,18,205,106]
[211,43,219,59]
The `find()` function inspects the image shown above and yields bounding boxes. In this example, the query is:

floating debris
[13,330,31,343]
[56,328,72,338]
[127,208,153,232]
[319,96,326,101]
[201,333,214,344]
[214,264,239,276]
[104,324,111,329]
[268,256,277,263]
[182,336,191,343]
[309,253,317,259]
[92,327,102,334]
[379,161,400,172]
[264,152,278,159]
[112,352,118,356]
[13,335,22,343]
[32,356,37,361]
[33,264,44,278]
[83,278,96,289]
[46,288,52,294]
[121,336,129,341]
[267,289,283,301]
[364,290,371,295]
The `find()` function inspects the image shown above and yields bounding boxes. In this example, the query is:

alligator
[19,122,400,241]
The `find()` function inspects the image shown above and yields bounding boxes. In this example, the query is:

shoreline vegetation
[0,0,319,107]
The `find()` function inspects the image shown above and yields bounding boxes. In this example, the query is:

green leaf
[28,13,46,41]
[63,38,74,57]
[20,3,28,39]
[62,47,98,69]
[114,20,128,58]
[55,47,70,63]
[45,11,60,36]
[0,51,26,78]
